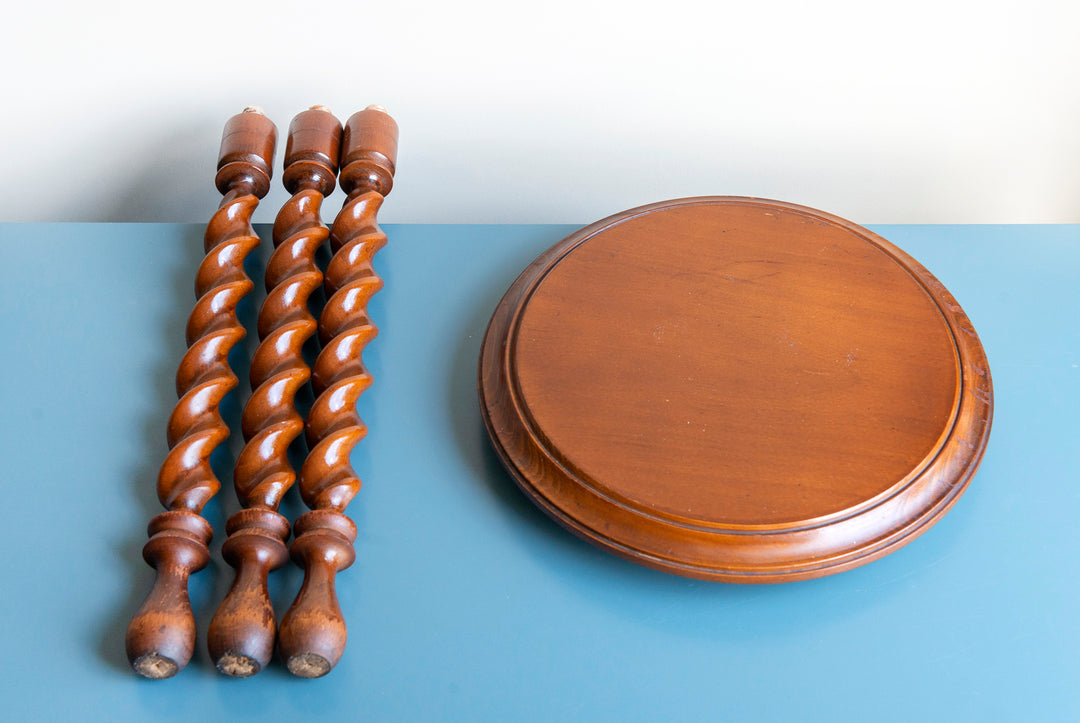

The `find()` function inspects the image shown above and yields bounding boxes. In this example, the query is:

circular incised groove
[221,532,290,568]
[293,509,358,541]
[146,510,214,543]
[225,508,291,539]
[479,197,993,582]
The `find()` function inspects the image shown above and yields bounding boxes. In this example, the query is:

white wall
[2,0,1077,225]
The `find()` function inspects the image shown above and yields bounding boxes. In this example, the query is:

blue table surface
[0,222,1076,722]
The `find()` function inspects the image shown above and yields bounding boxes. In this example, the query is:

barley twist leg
[126,108,276,679]
[278,106,398,678]
[208,107,343,677]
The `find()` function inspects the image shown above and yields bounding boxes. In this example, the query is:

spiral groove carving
[160,192,260,513]
[299,191,385,511]
[127,108,276,679]
[279,106,397,678]
[205,107,342,677]
[234,189,328,510]
[207,189,330,677]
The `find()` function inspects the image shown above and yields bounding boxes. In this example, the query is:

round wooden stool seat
[479,197,992,582]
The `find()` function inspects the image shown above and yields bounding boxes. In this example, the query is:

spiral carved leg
[208,106,344,677]
[278,106,398,678]
[125,108,277,679]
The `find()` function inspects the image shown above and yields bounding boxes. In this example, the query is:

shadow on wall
[107,123,227,223]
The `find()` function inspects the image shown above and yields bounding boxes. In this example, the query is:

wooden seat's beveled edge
[478,196,994,582]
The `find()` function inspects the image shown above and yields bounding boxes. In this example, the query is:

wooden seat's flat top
[480,197,992,581]
[515,201,958,525]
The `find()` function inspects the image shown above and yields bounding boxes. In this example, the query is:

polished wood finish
[277,106,398,678]
[207,107,343,677]
[126,108,276,678]
[479,197,993,582]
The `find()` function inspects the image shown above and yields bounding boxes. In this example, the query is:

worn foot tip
[287,653,332,678]
[216,652,262,678]
[132,653,179,679]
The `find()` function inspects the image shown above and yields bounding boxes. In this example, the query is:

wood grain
[207,106,343,678]
[277,106,398,678]
[479,197,992,582]
[126,108,277,678]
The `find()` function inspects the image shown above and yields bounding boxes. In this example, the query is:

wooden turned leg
[126,108,277,678]
[207,106,344,677]
[278,106,398,678]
